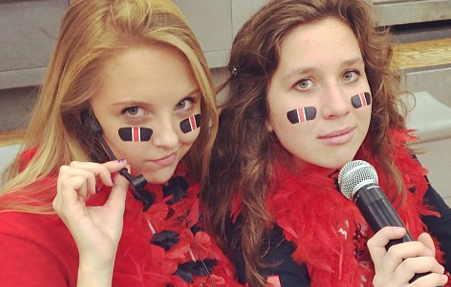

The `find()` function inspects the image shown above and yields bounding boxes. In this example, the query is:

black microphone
[338,160,429,282]
[338,160,412,247]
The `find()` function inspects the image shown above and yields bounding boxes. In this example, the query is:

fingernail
[118,159,126,164]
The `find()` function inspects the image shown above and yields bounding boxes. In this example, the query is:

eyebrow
[283,57,364,80]
[111,88,202,107]
[111,100,148,107]
[187,89,202,98]
[341,57,364,67]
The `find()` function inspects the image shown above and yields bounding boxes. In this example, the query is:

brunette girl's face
[266,17,372,171]
[90,45,201,184]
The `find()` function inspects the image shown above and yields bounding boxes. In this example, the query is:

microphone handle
[354,184,413,248]
[354,184,430,283]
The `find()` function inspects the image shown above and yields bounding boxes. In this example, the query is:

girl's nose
[320,86,351,119]
[151,119,179,149]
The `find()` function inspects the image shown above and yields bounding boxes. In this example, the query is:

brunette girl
[203,0,451,286]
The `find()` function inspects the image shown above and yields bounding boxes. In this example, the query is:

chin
[143,168,177,185]
[334,157,358,169]
[318,155,357,170]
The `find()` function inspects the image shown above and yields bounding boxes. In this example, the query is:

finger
[56,176,88,215]
[377,239,439,279]
[368,226,407,270]
[410,273,449,287]
[104,169,129,213]
[58,165,96,198]
[388,239,435,260]
[417,233,436,255]
[59,165,99,196]
[411,256,445,276]
[393,256,445,283]
[70,160,128,187]
[54,165,67,210]
[57,165,71,195]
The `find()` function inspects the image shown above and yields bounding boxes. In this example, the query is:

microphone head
[338,160,378,199]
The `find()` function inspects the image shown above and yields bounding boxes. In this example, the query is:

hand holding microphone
[338,160,448,286]
[338,160,412,247]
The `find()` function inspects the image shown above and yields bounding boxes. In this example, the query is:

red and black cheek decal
[287,106,317,124]
[118,127,153,142]
[180,114,201,134]
[351,92,372,108]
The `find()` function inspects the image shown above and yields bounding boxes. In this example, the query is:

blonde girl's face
[90,45,202,184]
[266,17,372,172]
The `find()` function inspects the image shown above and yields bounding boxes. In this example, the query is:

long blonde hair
[1,0,217,214]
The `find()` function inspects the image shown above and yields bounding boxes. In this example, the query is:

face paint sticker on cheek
[351,92,372,109]
[180,114,201,134]
[118,127,153,142]
[287,106,317,124]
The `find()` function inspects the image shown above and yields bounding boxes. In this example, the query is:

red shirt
[0,163,241,286]
[0,210,79,285]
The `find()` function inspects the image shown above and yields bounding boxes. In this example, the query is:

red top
[0,209,79,286]
[0,153,241,287]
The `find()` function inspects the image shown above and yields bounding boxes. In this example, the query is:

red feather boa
[10,148,243,286]
[88,164,243,287]
[233,130,449,286]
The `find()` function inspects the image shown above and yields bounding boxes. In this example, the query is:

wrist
[77,262,114,287]
[78,247,117,270]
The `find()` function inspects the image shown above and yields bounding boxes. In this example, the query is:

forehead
[277,17,362,71]
[94,44,200,106]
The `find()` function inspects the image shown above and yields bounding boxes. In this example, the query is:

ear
[265,118,274,132]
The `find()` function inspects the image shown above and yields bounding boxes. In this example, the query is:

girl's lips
[318,127,355,145]
[151,152,177,166]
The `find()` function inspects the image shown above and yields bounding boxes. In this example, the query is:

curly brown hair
[202,0,408,285]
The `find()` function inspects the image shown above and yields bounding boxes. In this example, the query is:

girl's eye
[343,70,359,82]
[176,97,195,111]
[121,106,145,117]
[295,79,313,90]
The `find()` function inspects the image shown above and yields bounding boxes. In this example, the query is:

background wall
[0,0,450,205]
